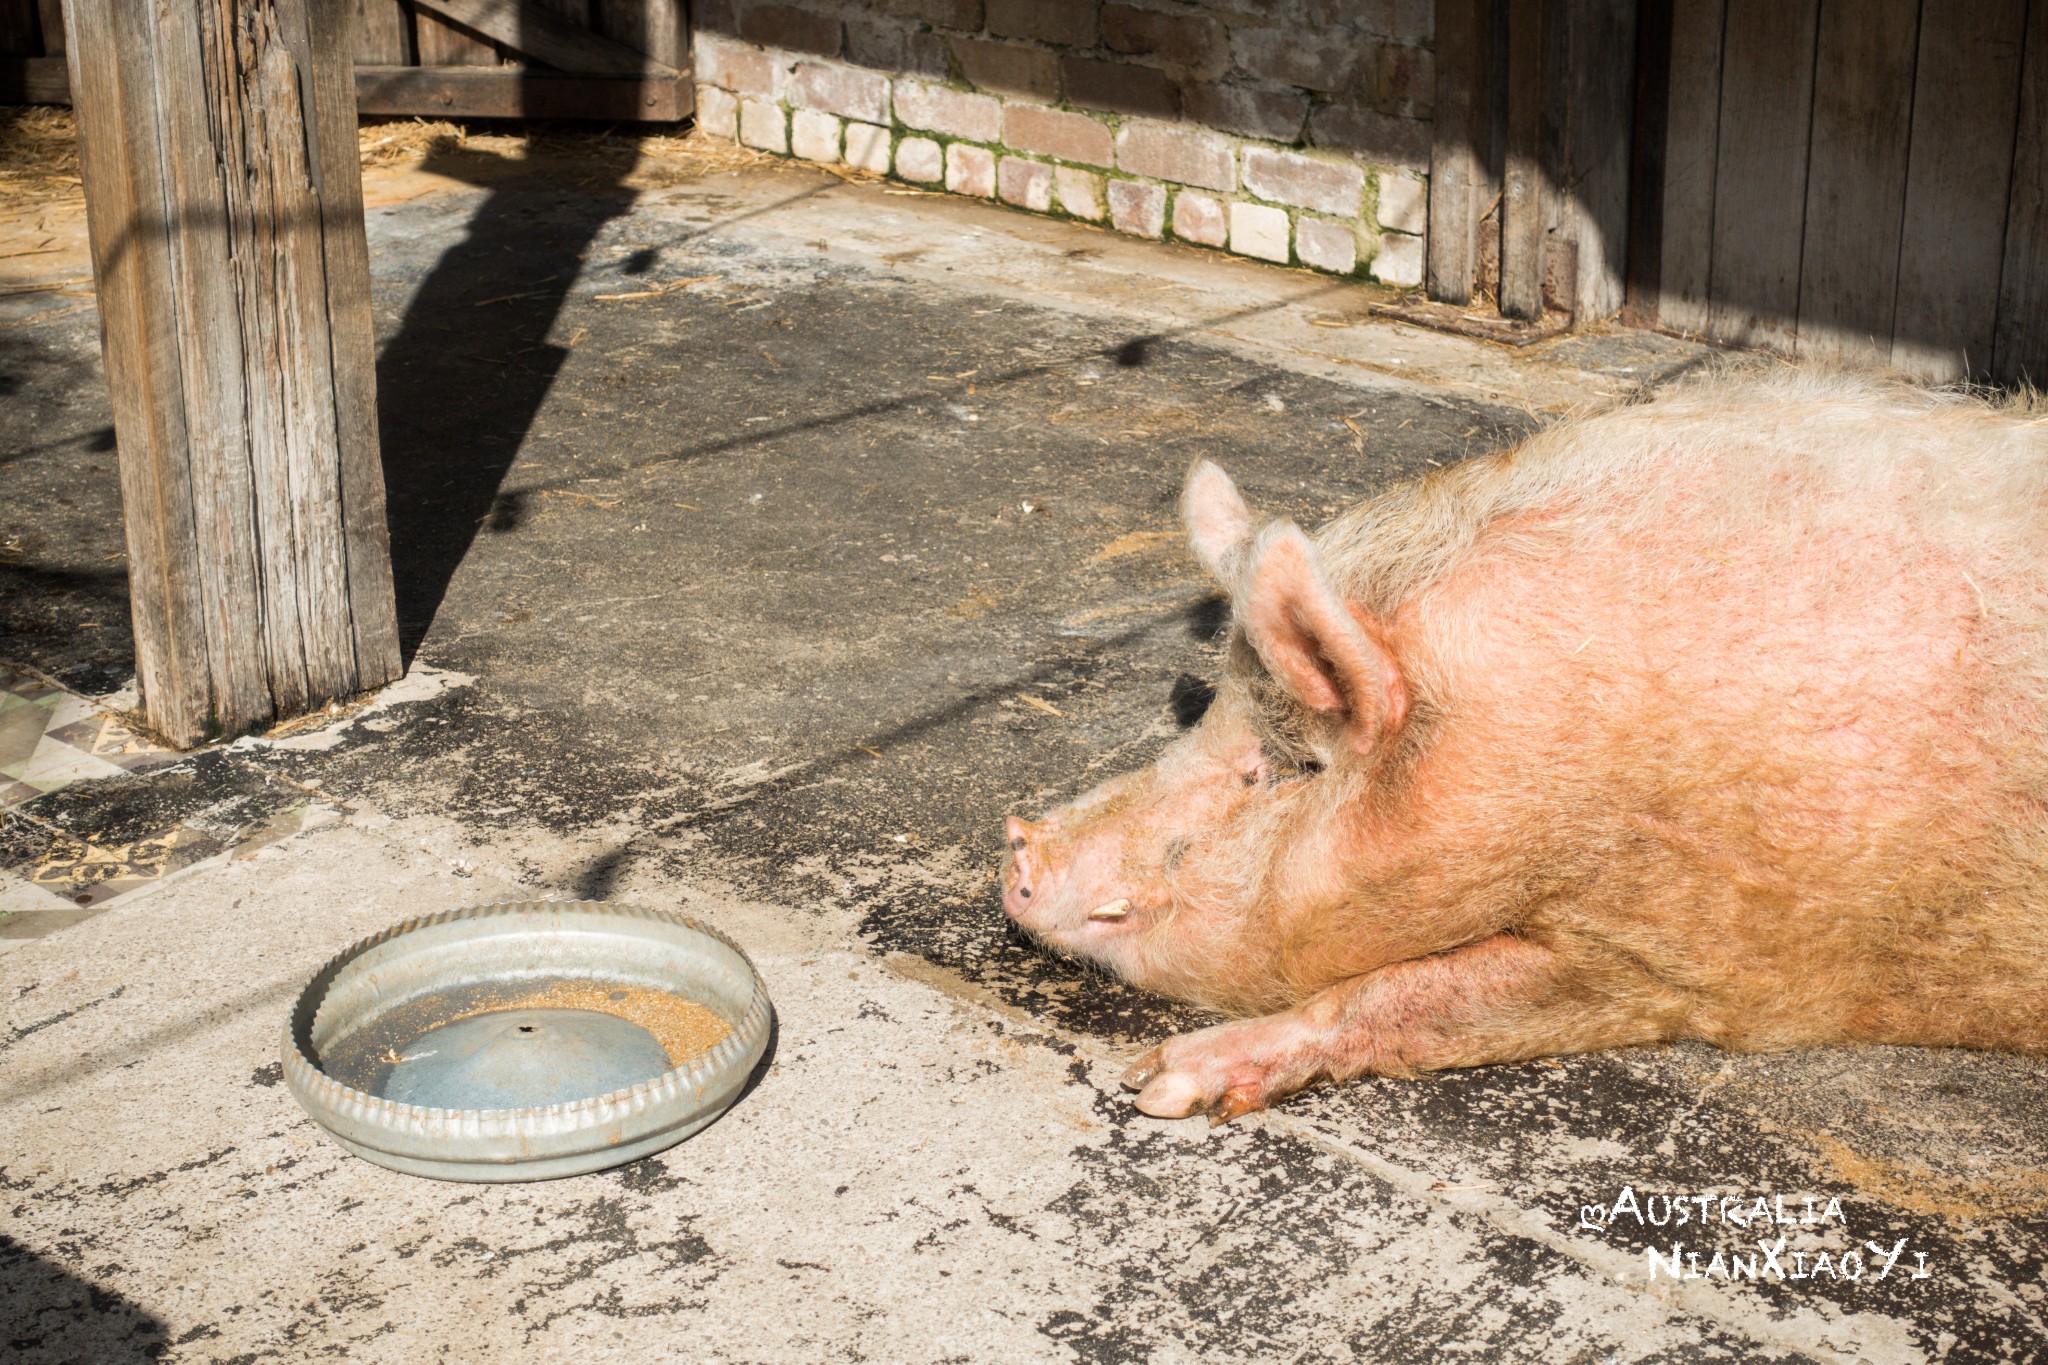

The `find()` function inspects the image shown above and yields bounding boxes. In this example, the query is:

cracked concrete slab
[2,133,2043,1363]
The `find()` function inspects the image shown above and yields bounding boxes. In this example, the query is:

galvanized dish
[282,900,772,1182]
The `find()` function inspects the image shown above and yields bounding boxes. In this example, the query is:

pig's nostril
[1018,887,1031,899]
[1010,837,1026,852]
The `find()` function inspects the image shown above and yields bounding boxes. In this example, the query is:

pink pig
[1001,369,2048,1124]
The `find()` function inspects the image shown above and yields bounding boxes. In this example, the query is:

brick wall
[689,1,1432,285]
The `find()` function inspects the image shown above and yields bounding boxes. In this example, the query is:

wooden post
[1428,0,1485,306]
[1994,0,2048,386]
[61,0,401,747]
[1498,0,1543,320]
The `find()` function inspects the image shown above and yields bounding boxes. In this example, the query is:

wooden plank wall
[1892,0,2026,380]
[355,1,416,66]
[0,0,54,55]
[1796,0,1919,364]
[0,0,683,81]
[1996,0,2048,384]
[1499,0,1544,319]
[416,0,502,68]
[1654,0,1723,337]
[1427,0,1488,306]
[1655,0,2044,384]
[1702,0,1820,352]
[5,0,690,119]
[347,0,684,72]
[0,0,34,52]
[1432,0,1640,324]
[597,0,684,68]
[1553,0,1637,321]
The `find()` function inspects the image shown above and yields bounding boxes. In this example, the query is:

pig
[1001,367,2048,1124]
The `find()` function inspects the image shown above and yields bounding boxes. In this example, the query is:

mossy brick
[1108,179,1166,238]
[946,143,998,197]
[1003,105,1113,167]
[895,80,1003,142]
[1054,166,1106,220]
[1116,120,1235,193]
[1172,191,1227,246]
[1242,147,1363,216]
[1229,200,1290,262]
[792,61,890,124]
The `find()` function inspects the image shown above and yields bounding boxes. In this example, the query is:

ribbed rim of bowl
[281,900,772,1148]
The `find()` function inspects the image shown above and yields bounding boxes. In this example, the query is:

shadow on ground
[0,1237,169,1362]
[376,146,640,662]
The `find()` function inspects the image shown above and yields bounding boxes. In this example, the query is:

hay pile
[0,106,82,213]
[0,108,792,215]
[354,115,784,189]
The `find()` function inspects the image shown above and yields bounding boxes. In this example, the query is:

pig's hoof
[1120,1037,1277,1125]
[1132,1068,1213,1119]
[1119,1049,1166,1092]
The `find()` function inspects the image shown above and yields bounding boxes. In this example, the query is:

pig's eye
[1273,756,1323,783]
[1257,738,1322,783]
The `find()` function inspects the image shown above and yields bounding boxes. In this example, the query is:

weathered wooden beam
[1427,0,1485,306]
[1795,0,1919,364]
[1891,0,2025,381]
[1653,0,1723,336]
[593,0,685,69]
[355,64,690,119]
[1705,0,1820,353]
[411,0,675,76]
[1994,0,2048,385]
[0,53,68,101]
[352,0,414,66]
[61,0,401,746]
[1498,0,1542,321]
[36,0,64,53]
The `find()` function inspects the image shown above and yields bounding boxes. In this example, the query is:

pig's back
[1329,371,2048,1051]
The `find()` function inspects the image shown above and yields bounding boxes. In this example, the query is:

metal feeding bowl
[282,900,772,1182]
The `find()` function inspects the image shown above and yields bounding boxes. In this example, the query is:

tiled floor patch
[0,662,183,810]
[0,668,340,945]
[3,822,229,912]
[2,790,336,945]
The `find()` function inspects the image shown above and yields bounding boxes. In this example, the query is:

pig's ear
[1239,523,1406,751]
[1182,460,1254,581]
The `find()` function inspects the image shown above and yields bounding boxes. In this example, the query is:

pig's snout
[1002,815,1047,921]
[1004,812,1142,934]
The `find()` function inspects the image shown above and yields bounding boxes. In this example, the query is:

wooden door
[1428,0,2048,386]
[1649,0,2045,384]
[354,0,691,122]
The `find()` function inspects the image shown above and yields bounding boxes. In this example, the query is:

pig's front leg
[1121,933,1666,1124]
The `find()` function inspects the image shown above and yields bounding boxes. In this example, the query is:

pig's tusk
[1088,899,1132,921]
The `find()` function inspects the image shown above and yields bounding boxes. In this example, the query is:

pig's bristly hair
[1113,364,2048,1049]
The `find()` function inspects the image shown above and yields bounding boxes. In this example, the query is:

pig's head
[1001,461,1413,1014]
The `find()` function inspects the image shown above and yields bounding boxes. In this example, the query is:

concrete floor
[2,135,2044,1364]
